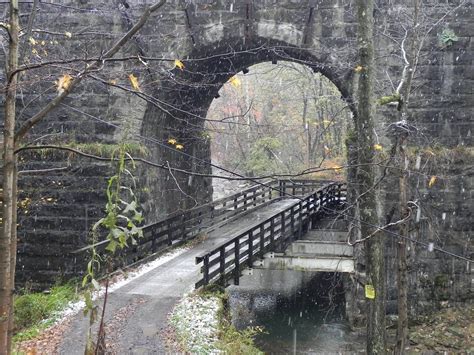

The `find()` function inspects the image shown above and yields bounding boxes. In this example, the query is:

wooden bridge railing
[195,182,346,288]
[70,179,331,274]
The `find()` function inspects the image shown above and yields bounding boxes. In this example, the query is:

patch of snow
[170,293,221,354]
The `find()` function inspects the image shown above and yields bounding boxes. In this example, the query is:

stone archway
[139,37,357,220]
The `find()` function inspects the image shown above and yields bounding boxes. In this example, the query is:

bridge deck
[59,198,299,353]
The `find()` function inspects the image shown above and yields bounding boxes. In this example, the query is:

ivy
[439,28,459,48]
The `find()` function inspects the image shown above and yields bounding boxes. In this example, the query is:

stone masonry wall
[0,1,471,304]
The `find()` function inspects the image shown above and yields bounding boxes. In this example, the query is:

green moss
[434,274,449,288]
[13,283,79,342]
[377,93,401,106]
[406,146,474,168]
[19,141,149,160]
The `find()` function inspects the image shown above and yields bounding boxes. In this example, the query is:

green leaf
[123,200,137,214]
[105,239,117,253]
[91,278,100,290]
[133,212,144,223]
[82,275,89,288]
[84,291,93,310]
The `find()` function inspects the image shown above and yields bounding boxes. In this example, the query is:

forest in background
[206,62,350,179]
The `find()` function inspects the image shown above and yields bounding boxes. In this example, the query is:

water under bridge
[61,179,352,352]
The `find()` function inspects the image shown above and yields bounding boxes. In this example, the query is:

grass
[170,286,264,354]
[13,283,79,342]
[211,287,264,354]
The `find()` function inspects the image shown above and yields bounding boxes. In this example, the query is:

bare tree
[356,0,386,353]
[0,1,166,352]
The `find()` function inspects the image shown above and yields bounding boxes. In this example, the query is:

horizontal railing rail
[70,179,335,275]
[195,182,346,288]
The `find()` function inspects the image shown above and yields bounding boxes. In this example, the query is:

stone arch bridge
[1,1,471,310]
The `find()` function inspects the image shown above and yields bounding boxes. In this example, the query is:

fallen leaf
[168,138,177,145]
[374,143,383,151]
[175,144,184,150]
[64,31,72,38]
[228,76,241,88]
[428,176,437,188]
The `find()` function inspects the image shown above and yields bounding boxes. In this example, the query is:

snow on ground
[48,247,187,325]
[169,293,221,354]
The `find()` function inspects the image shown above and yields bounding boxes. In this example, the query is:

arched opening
[140,41,355,218]
[205,61,352,198]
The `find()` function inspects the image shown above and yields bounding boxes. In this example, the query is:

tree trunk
[356,0,386,353]
[394,2,419,349]
[1,1,19,353]
[301,97,311,166]
[395,141,409,354]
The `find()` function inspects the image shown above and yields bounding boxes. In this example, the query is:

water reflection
[230,271,364,354]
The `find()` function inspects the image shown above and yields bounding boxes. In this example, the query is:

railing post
[259,225,265,258]
[298,202,303,239]
[167,220,173,246]
[253,190,257,207]
[248,230,254,267]
[290,206,295,244]
[180,213,186,240]
[279,180,284,197]
[234,239,240,285]
[219,246,226,286]
[151,227,157,253]
[203,255,210,286]
[279,211,286,251]
[270,218,275,248]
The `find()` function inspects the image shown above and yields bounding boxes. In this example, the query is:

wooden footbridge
[72,179,349,287]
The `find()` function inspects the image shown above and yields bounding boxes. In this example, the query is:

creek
[228,270,364,354]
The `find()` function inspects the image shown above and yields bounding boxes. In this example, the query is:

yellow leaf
[365,284,375,299]
[128,74,141,91]
[55,74,73,94]
[31,48,39,55]
[174,59,185,70]
[332,165,343,173]
[64,31,72,38]
[167,138,177,145]
[28,37,37,45]
[322,119,331,128]
[109,79,117,85]
[374,144,383,151]
[355,65,364,72]
[428,176,437,188]
[41,40,46,46]
[175,144,184,150]
[228,76,241,88]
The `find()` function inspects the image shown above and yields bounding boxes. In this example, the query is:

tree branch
[14,0,166,143]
